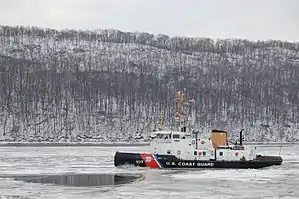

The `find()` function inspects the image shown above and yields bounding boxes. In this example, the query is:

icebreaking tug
[114,91,283,169]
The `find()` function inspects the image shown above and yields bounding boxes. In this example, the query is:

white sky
[0,0,298,41]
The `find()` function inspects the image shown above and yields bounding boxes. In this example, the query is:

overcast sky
[0,0,298,41]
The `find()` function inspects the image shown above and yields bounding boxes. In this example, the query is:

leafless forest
[0,25,299,142]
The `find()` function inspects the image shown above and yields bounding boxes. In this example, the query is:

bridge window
[154,134,171,139]
[219,151,223,156]
[172,134,180,139]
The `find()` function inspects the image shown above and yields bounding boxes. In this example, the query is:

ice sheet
[0,145,298,199]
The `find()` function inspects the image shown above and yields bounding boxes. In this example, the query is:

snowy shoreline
[0,142,151,147]
[0,141,298,147]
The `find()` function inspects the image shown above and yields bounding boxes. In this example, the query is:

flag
[189,98,195,103]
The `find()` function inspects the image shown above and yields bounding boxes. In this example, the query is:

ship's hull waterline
[114,151,283,169]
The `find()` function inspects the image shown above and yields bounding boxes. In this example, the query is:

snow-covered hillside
[0,25,299,142]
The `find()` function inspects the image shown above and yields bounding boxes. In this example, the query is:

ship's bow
[114,151,144,167]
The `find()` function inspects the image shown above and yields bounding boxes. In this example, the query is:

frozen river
[0,145,298,199]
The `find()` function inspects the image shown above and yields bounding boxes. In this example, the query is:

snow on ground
[0,145,298,199]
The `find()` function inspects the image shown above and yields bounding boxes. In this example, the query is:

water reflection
[13,173,143,187]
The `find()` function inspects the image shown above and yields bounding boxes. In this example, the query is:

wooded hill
[0,25,298,142]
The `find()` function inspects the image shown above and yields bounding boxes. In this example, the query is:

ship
[114,91,283,169]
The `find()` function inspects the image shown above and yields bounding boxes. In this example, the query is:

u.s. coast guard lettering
[165,161,214,167]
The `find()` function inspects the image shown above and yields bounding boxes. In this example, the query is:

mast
[176,91,184,131]
[158,109,164,130]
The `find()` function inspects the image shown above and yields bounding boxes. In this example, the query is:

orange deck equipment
[211,130,228,148]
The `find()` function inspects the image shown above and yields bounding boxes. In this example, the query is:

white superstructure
[149,91,257,162]
[149,129,257,161]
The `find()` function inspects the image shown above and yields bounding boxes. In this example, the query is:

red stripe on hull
[140,153,160,168]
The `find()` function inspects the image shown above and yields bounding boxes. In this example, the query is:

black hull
[114,151,283,169]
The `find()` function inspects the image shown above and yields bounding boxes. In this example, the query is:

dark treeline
[0,25,298,142]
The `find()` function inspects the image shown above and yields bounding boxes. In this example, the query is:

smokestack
[240,129,244,145]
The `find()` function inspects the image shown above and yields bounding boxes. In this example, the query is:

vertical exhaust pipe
[240,129,244,145]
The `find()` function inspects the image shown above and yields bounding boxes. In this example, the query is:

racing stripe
[140,153,161,169]
[153,153,163,168]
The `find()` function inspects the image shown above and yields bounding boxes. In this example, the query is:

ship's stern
[256,155,283,166]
